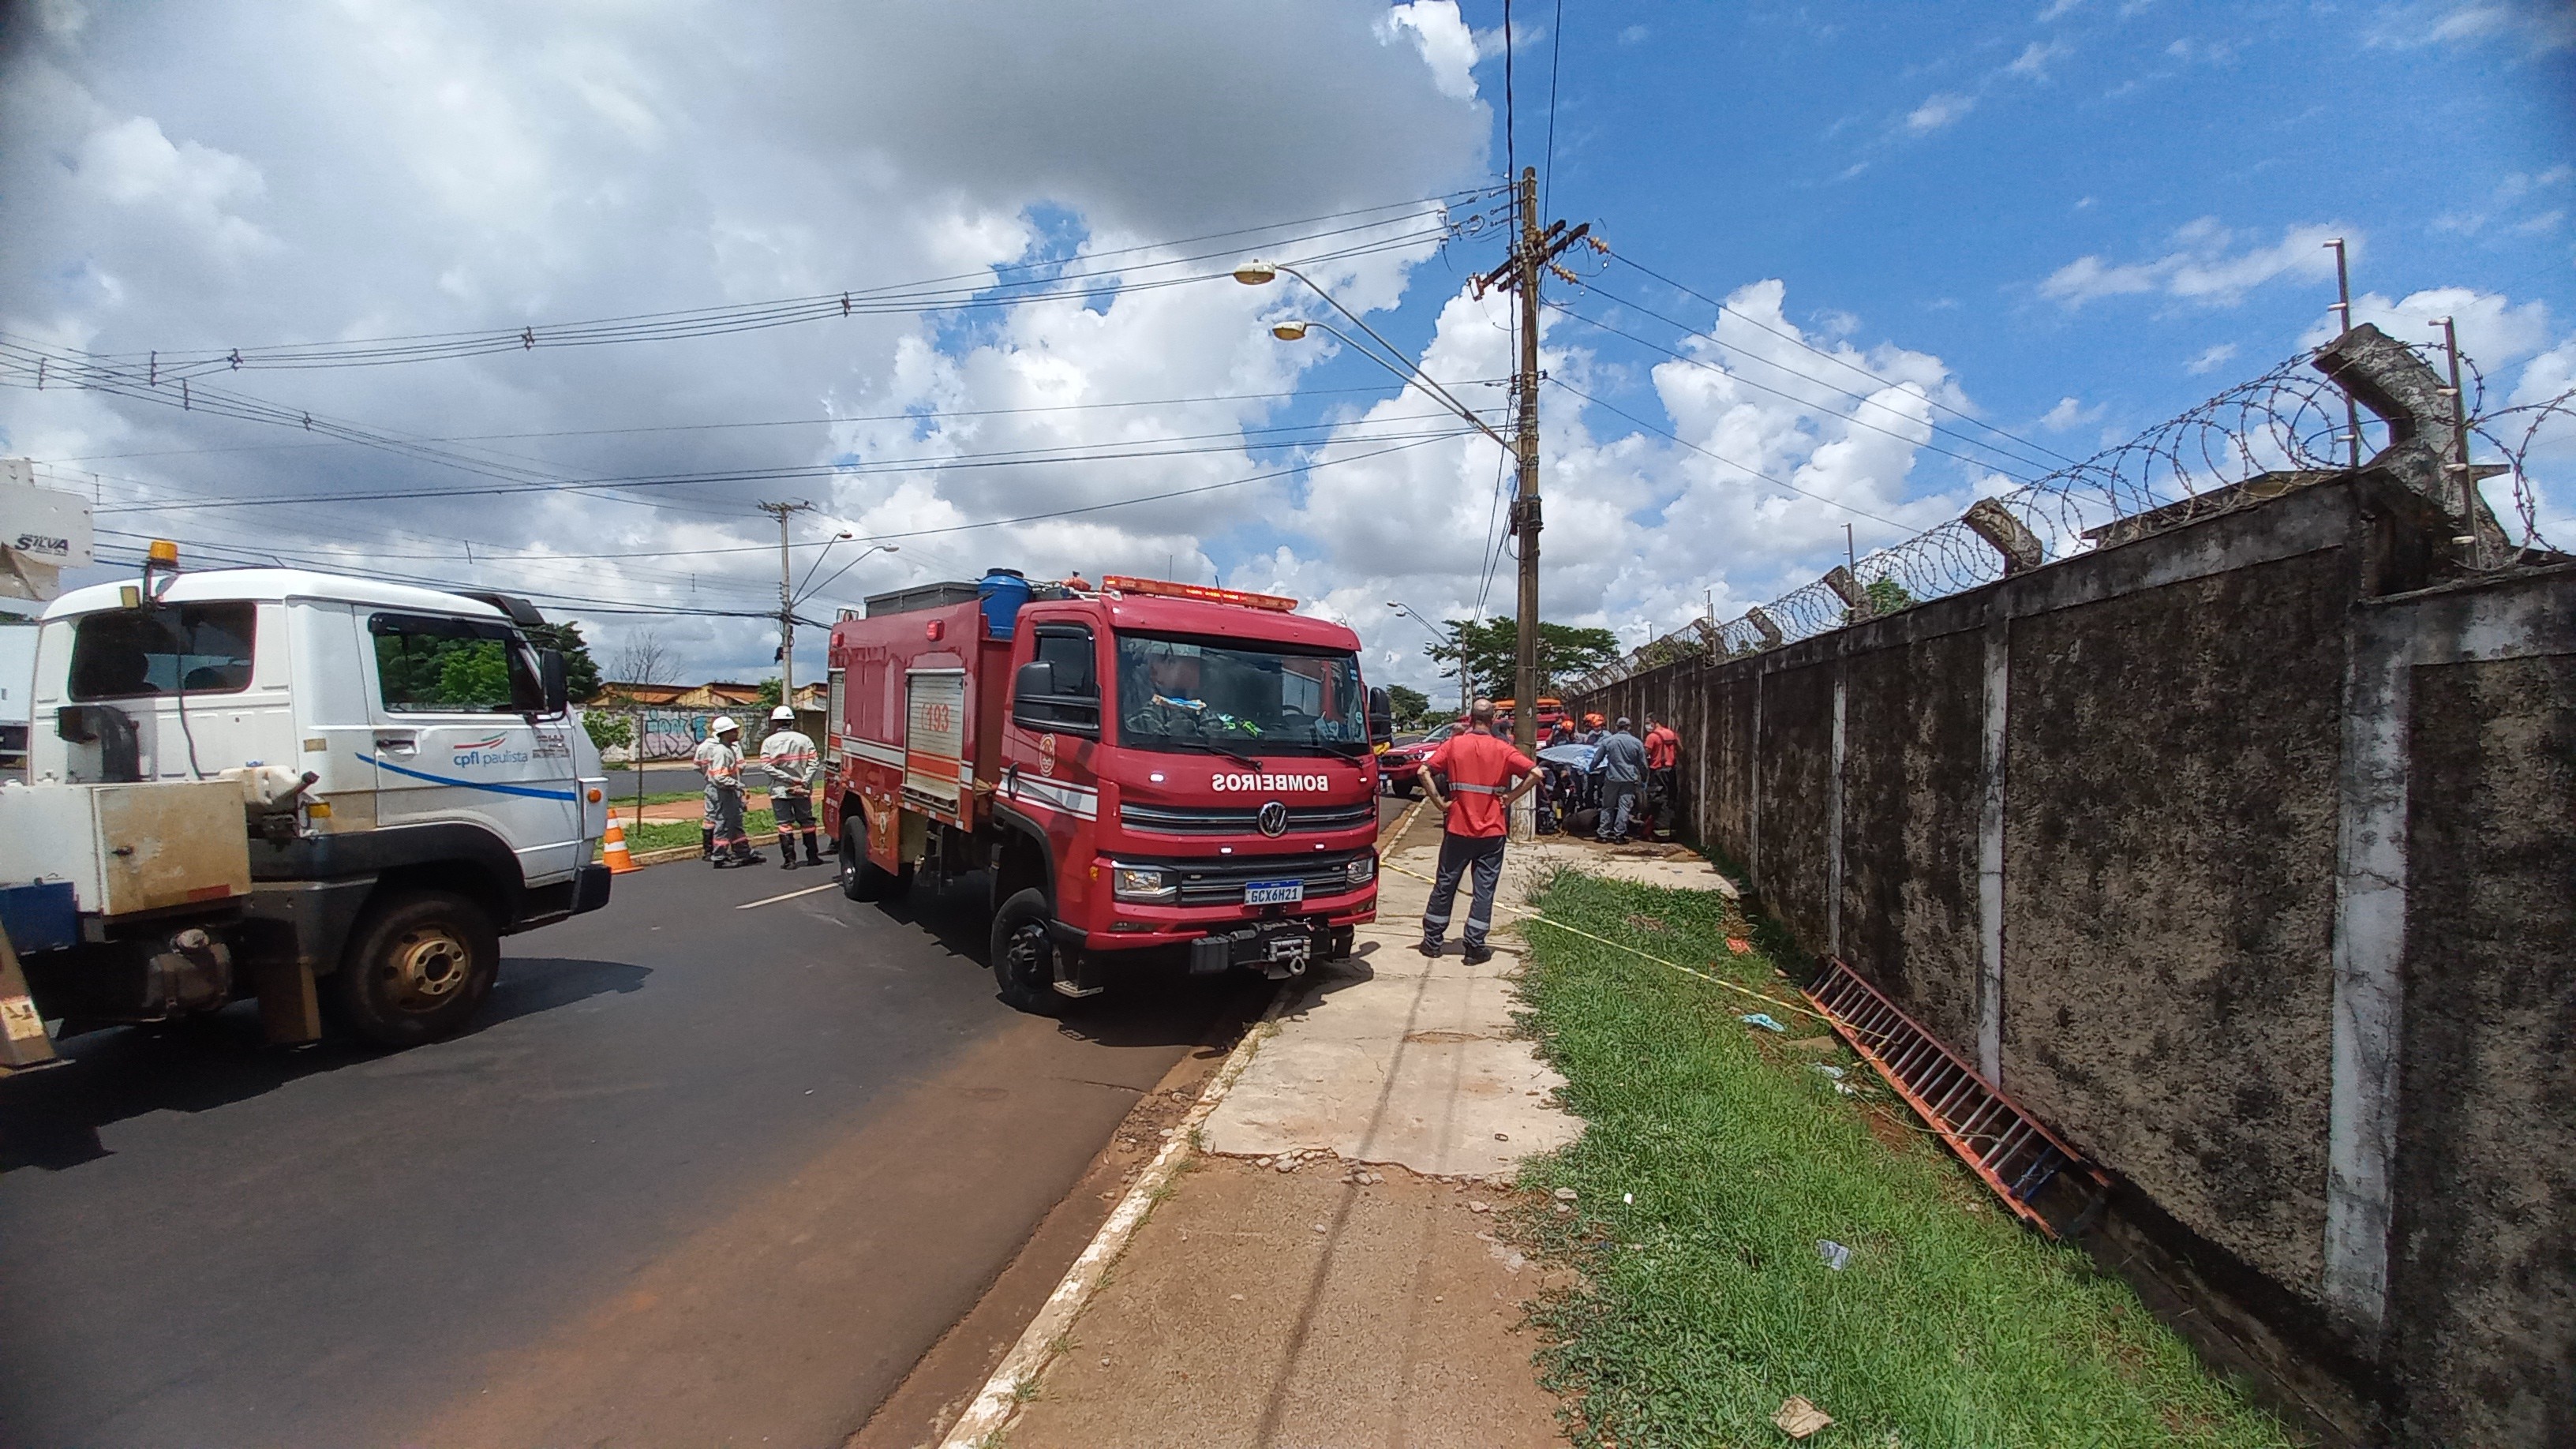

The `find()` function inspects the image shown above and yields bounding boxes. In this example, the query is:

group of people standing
[692,706,824,870]
[1414,700,1683,962]
[1536,711,1680,844]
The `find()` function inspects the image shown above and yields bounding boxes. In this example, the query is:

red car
[1378,721,1464,796]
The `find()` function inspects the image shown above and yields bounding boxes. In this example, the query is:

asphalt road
[0,825,1387,1447]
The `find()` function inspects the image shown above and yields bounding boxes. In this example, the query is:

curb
[936,983,1292,1449]
[620,831,821,871]
[935,796,1424,1449]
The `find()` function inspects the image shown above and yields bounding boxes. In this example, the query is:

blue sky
[2,1,2567,690]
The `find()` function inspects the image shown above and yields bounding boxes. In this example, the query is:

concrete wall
[1574,474,2575,1447]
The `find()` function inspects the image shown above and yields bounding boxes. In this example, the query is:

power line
[1604,251,2082,469]
[1569,279,2065,476]
[1544,376,1914,530]
[1544,300,2047,482]
[42,202,1471,378]
[41,379,1511,464]
[1541,0,1566,219]
[92,417,1477,515]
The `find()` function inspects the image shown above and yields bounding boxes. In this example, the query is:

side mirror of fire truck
[1013,660,1099,735]
[1368,687,1394,747]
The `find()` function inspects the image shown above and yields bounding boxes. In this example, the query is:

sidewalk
[990,810,1735,1448]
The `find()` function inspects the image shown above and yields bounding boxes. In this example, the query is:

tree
[525,621,601,702]
[604,627,674,701]
[1383,683,1431,730]
[581,711,634,753]
[1425,618,1620,698]
[1844,576,1917,625]
[754,677,783,710]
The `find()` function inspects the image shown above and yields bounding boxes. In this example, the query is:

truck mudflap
[0,923,61,1074]
[242,878,376,1044]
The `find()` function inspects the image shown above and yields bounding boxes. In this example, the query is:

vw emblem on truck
[1257,800,1289,837]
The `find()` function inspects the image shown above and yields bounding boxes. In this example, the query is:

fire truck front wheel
[990,888,1073,1016]
[839,822,911,902]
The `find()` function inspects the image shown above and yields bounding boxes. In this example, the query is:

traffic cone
[601,818,638,874]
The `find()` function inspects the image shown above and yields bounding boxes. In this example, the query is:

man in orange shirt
[1643,712,1681,838]
[1417,698,1537,964]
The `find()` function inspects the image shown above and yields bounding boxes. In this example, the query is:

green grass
[1511,868,2297,1449]
[624,809,776,854]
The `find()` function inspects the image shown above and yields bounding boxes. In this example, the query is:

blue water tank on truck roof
[978,568,1032,639]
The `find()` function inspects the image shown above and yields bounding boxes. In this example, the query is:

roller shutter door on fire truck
[903,668,967,821]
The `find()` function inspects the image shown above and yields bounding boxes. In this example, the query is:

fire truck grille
[1118,802,1376,836]
[1155,849,1371,906]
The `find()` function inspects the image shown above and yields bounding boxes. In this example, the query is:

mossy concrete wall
[1574,477,2575,1447]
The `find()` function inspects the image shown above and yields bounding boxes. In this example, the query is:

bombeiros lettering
[1211,772,1331,792]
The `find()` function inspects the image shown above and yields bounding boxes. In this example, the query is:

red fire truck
[822,572,1391,1013]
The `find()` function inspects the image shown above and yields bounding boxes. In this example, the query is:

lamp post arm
[1269,262,1516,457]
[1300,319,1516,458]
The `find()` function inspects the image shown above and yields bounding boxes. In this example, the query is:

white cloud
[1904,92,1977,133]
[2039,395,2104,429]
[2300,286,2554,369]
[2364,2,2576,51]
[1618,24,1649,45]
[2037,0,2084,19]
[1379,1,1481,101]
[2184,343,2240,375]
[2040,219,2350,308]
[2005,40,2066,78]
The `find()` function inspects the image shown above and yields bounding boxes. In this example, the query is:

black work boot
[780,839,799,870]
[1462,941,1495,965]
[701,828,715,859]
[803,832,823,867]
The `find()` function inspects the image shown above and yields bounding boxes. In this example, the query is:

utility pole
[760,500,814,710]
[1473,167,1592,764]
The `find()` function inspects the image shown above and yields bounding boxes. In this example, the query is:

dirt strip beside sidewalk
[998,807,1588,1448]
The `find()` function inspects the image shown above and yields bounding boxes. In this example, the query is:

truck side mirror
[1013,660,1099,736]
[539,648,569,717]
[1367,687,1394,746]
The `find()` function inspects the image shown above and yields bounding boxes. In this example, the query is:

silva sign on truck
[825,570,1392,1013]
[0,459,95,603]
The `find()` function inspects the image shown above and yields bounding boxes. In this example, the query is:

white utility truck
[0,546,611,1071]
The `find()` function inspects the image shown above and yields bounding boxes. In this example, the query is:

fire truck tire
[990,888,1071,1016]
[327,889,499,1048]
[839,822,909,901]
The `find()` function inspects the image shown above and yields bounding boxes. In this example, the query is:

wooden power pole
[760,500,814,708]
[1474,167,1591,763]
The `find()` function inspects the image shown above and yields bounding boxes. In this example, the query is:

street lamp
[1237,260,1517,458]
[796,541,899,611]
[1387,600,1469,715]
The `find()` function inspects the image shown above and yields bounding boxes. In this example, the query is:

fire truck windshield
[1115,632,1368,756]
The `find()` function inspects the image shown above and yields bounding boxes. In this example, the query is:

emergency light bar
[1099,575,1298,612]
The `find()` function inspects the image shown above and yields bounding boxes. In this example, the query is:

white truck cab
[0,561,610,1062]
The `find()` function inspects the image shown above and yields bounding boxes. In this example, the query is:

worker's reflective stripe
[1447,781,1507,794]
[359,753,580,801]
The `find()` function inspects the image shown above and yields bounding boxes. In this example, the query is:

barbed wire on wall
[1574,339,2573,694]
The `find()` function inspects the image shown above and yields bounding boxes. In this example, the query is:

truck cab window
[370,612,542,714]
[68,602,256,701]
[1033,628,1096,696]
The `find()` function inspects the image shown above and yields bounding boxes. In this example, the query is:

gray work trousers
[1598,781,1639,841]
[1422,831,1507,950]
[710,784,747,846]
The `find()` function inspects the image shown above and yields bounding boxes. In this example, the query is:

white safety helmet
[770,706,796,723]
[710,715,739,736]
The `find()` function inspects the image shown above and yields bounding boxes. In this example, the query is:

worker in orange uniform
[1417,698,1538,964]
[1643,711,1681,839]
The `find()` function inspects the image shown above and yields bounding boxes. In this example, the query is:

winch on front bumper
[1186,919,1357,979]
